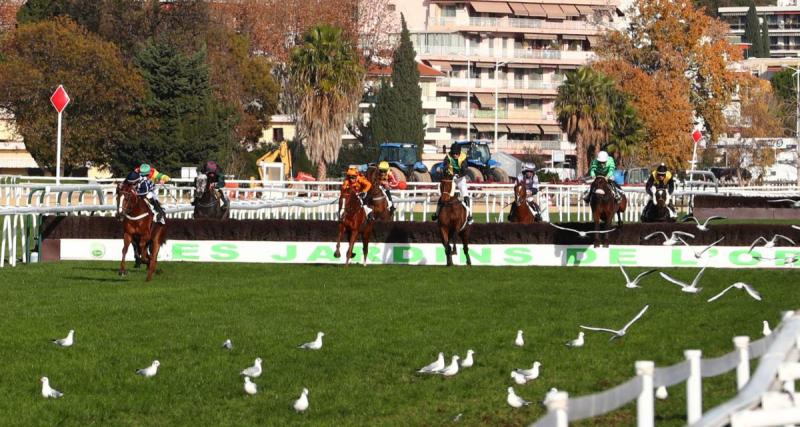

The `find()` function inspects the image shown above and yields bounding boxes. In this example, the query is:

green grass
[0,262,797,426]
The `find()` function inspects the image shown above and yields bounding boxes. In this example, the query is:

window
[388,3,396,12]
[273,127,284,142]
[442,5,457,17]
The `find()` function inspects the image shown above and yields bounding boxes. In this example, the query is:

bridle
[118,184,150,221]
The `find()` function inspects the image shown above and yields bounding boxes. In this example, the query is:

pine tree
[760,17,771,57]
[744,1,761,57]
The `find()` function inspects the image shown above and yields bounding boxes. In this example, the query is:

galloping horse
[640,188,675,223]
[589,176,627,247]
[363,166,391,221]
[437,175,472,267]
[333,187,373,265]
[509,182,542,224]
[193,174,229,219]
[116,182,167,281]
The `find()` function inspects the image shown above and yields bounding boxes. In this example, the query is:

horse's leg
[460,228,471,266]
[334,221,345,259]
[119,233,131,276]
[133,235,142,268]
[346,225,358,265]
[361,222,372,266]
[440,227,452,267]
[146,240,160,282]
[604,215,612,247]
[593,210,601,248]
[138,236,150,265]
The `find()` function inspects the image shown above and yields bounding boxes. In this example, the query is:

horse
[116,182,167,281]
[437,176,472,267]
[363,166,392,221]
[193,174,229,219]
[589,176,627,248]
[333,187,373,266]
[640,188,675,223]
[509,182,542,224]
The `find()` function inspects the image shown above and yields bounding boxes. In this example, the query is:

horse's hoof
[349,253,356,259]
[593,244,600,248]
[603,244,610,248]
[118,270,127,277]
[333,251,341,259]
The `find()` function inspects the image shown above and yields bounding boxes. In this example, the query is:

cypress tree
[760,16,771,57]
[744,1,761,57]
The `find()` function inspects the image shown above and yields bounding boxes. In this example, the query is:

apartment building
[390,0,621,161]
[719,0,800,58]
[0,110,38,175]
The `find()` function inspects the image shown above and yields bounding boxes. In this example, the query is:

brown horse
[333,187,373,265]
[363,166,391,221]
[589,176,627,247]
[117,182,167,281]
[640,188,675,223]
[437,178,472,267]
[509,182,542,224]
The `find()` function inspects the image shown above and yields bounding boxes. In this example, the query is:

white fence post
[636,361,655,427]
[685,349,703,424]
[546,391,569,427]
[734,336,751,390]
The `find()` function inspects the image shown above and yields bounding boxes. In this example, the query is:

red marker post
[50,85,70,185]
[690,129,702,170]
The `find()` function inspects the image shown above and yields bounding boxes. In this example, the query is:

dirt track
[41,216,800,246]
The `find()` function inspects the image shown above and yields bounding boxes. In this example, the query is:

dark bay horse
[333,187,373,265]
[117,182,167,281]
[437,177,472,267]
[641,188,675,223]
[509,182,542,224]
[364,166,391,221]
[193,174,229,219]
[589,176,627,247]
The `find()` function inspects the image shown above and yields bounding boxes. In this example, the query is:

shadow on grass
[66,276,129,283]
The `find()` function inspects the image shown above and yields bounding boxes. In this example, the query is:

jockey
[339,166,373,220]
[510,162,540,221]
[194,160,229,209]
[134,163,170,224]
[432,143,472,224]
[644,163,677,218]
[378,161,397,213]
[583,151,621,203]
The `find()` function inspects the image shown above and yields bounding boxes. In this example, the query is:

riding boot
[464,196,474,224]
[583,189,591,204]
[508,202,517,222]
[218,190,230,210]
[151,199,166,224]
[386,188,395,213]
[431,200,443,221]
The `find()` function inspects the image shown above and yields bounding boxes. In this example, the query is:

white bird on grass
[515,330,524,347]
[511,371,529,385]
[240,358,262,378]
[768,199,800,208]
[418,352,445,374]
[293,388,309,412]
[550,223,616,238]
[52,329,74,347]
[792,225,800,231]
[515,361,541,380]
[222,339,232,350]
[619,265,658,288]
[580,305,650,340]
[298,332,324,350]
[655,386,668,400]
[461,350,475,368]
[763,320,772,336]
[244,377,257,395]
[566,331,585,347]
[660,267,706,293]
[707,282,762,302]
[681,215,726,231]
[507,387,531,408]
[643,231,695,246]
[748,235,796,252]
[136,360,160,378]
[436,355,460,377]
[40,377,63,399]
[677,236,725,259]
[542,388,559,405]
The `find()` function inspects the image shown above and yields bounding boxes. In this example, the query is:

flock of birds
[41,330,324,413]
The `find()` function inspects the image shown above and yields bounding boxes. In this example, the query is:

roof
[367,61,445,78]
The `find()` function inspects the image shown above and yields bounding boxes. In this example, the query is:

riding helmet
[126,171,140,182]
[522,162,536,173]
[346,167,358,177]
[378,161,390,172]
[656,163,668,175]
[139,163,151,176]
[449,143,461,155]
[596,151,609,163]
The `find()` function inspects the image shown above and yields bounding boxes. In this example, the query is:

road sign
[50,85,70,114]
[692,129,702,144]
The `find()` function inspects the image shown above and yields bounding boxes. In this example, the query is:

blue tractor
[360,142,431,182]
[430,140,510,182]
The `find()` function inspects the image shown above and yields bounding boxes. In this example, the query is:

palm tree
[605,91,645,167]
[290,24,364,179]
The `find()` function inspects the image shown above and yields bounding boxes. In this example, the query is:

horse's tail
[153,223,168,245]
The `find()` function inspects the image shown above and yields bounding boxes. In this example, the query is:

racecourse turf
[0,262,797,426]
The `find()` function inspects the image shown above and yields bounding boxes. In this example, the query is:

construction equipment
[257,141,292,182]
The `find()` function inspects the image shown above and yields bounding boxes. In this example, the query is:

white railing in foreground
[531,311,800,427]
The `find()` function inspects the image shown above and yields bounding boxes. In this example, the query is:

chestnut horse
[363,166,391,221]
[589,176,626,247]
[333,187,373,265]
[117,182,167,281]
[437,177,472,267]
[509,182,542,224]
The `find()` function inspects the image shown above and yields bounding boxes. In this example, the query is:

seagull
[619,265,658,288]
[241,358,262,378]
[768,199,800,208]
[136,360,160,378]
[298,332,324,350]
[660,267,706,293]
[655,386,668,400]
[566,331,585,347]
[222,339,232,350]
[453,413,463,422]
[436,355,460,377]
[643,231,695,246]
[792,225,800,231]
[507,387,531,408]
[515,361,541,380]
[40,377,63,399]
[763,320,772,336]
[748,235,796,252]
[293,388,309,412]
[542,388,559,405]
[52,329,74,347]
[681,215,725,231]
[514,330,524,347]
[580,305,650,340]
[461,350,474,368]
[677,236,725,259]
[511,371,529,385]
[244,377,258,395]
[550,223,616,238]
[418,352,445,374]
[752,254,800,264]
[707,282,762,302]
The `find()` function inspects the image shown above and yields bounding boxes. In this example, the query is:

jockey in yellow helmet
[378,161,397,213]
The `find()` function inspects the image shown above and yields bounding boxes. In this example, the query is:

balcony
[512,80,560,90]
[495,139,567,152]
[413,44,594,63]
[434,15,601,33]
[439,78,509,89]
[438,108,546,120]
